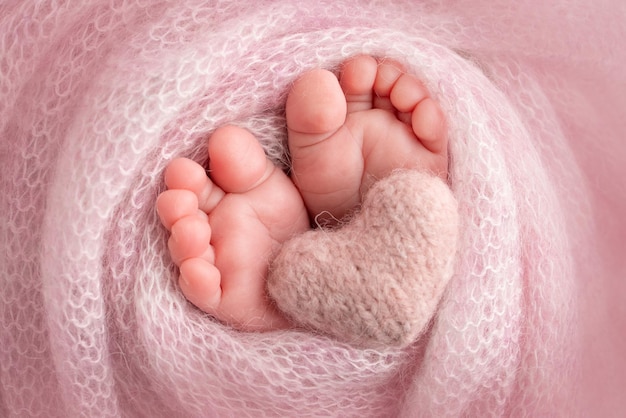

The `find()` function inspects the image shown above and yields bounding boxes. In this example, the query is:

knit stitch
[1,0,625,417]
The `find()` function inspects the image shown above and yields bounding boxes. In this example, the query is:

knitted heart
[268,170,459,348]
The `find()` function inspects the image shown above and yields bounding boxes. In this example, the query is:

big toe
[286,69,347,148]
[207,125,272,194]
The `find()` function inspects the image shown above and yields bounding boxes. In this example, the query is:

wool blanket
[1,1,625,416]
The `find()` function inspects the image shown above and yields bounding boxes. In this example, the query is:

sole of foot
[286,55,448,223]
[157,125,309,331]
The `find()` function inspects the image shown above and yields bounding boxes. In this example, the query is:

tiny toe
[164,158,207,191]
[286,69,347,147]
[179,258,222,313]
[156,189,198,230]
[340,55,378,113]
[168,215,212,266]
[373,59,405,97]
[372,59,406,112]
[412,97,447,154]
[389,73,429,113]
[165,158,224,213]
[208,125,270,194]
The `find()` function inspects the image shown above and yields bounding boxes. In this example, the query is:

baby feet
[157,55,451,338]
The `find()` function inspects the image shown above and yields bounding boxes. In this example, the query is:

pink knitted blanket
[2,1,625,416]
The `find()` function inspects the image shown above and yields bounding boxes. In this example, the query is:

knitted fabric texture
[1,1,625,417]
[268,170,458,348]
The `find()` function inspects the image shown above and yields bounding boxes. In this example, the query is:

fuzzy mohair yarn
[1,0,625,417]
[269,170,458,348]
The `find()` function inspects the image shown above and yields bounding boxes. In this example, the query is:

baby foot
[286,55,448,223]
[156,126,309,331]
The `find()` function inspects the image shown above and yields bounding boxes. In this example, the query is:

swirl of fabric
[1,1,624,416]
